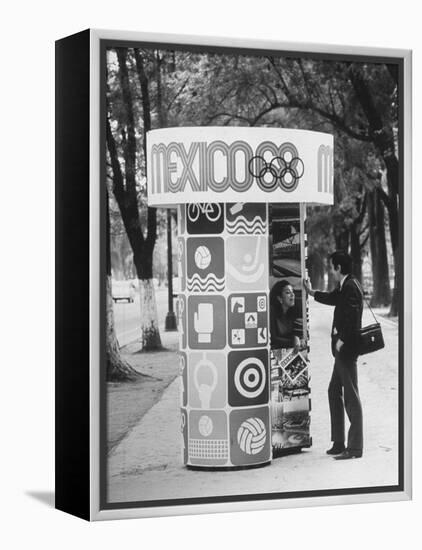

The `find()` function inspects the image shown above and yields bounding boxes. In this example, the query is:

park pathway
[108,299,400,504]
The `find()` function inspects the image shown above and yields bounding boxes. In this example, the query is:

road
[114,286,175,347]
[108,297,400,503]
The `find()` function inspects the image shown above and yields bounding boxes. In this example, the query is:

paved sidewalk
[108,300,399,503]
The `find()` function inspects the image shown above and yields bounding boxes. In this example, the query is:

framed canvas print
[55,29,412,521]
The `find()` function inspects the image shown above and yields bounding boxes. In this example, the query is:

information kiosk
[147,127,333,468]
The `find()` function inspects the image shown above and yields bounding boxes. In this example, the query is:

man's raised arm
[303,278,339,306]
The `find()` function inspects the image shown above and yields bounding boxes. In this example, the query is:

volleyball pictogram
[194,245,212,270]
[187,237,224,293]
[237,417,267,455]
[198,415,214,437]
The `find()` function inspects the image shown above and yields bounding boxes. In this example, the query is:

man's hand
[335,338,344,352]
[303,278,315,297]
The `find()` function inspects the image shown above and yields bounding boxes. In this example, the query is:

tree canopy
[107,46,399,314]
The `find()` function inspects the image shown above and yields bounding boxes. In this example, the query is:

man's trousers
[328,350,363,451]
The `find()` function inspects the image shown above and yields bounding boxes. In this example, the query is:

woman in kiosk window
[270,280,305,353]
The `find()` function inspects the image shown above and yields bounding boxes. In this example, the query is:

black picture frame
[55,29,412,521]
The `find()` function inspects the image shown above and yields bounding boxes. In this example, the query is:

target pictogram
[234,358,266,399]
[228,349,269,407]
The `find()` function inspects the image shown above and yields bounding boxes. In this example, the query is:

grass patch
[107,341,179,454]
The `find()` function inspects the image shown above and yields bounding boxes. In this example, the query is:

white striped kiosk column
[147,128,333,469]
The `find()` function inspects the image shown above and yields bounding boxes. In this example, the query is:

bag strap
[351,277,378,324]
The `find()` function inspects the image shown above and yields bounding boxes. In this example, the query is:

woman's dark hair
[270,279,292,308]
[330,250,353,275]
[270,280,302,342]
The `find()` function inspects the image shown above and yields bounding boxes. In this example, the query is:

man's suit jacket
[314,274,363,358]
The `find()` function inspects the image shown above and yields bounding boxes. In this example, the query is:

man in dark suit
[304,251,364,460]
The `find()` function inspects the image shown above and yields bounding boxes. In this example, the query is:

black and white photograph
[100,36,407,510]
[3,0,420,545]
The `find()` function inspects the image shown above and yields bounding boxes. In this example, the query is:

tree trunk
[106,191,141,381]
[335,228,349,252]
[381,162,398,316]
[155,51,167,127]
[131,227,162,351]
[348,65,398,314]
[107,48,162,351]
[389,253,399,316]
[307,250,324,290]
[327,258,336,290]
[138,279,162,350]
[383,168,399,316]
[367,189,391,307]
[350,226,362,282]
[106,276,141,381]
[378,151,399,315]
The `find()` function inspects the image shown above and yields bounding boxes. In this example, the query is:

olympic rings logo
[248,143,304,193]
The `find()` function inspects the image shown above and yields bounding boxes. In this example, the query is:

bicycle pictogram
[187,203,222,223]
[248,143,304,193]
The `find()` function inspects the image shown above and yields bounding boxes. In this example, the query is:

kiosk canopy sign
[147,127,333,206]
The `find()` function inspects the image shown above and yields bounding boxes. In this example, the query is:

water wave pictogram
[226,215,266,234]
[187,273,225,292]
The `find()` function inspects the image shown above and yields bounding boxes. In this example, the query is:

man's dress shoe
[333,449,363,460]
[326,443,345,455]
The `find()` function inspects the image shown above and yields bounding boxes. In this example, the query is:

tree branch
[360,231,370,248]
[133,49,152,157]
[106,117,125,202]
[116,49,138,198]
[298,59,314,103]
[355,190,367,226]
[267,56,292,100]
[378,186,390,208]
[205,111,252,125]
[257,86,274,107]
[133,48,157,253]
[167,77,189,111]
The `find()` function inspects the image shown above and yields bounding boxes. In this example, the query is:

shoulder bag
[353,279,385,356]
